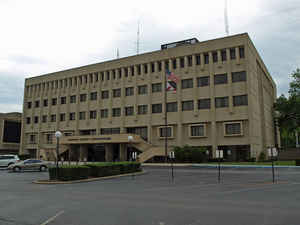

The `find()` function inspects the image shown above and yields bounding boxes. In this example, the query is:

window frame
[224,121,243,136]
[189,124,206,138]
[158,126,173,139]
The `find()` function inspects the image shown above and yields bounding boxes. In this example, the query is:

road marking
[40,210,64,225]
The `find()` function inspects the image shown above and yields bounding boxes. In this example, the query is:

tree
[274,68,300,148]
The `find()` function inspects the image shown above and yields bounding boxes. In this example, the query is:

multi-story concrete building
[19,33,278,162]
[0,112,22,155]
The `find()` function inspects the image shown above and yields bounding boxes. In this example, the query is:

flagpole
[164,69,168,163]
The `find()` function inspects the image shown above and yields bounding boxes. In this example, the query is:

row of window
[27,121,243,144]
[26,95,248,124]
[26,46,245,94]
[27,71,247,109]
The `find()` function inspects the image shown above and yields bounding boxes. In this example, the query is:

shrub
[49,165,90,181]
[296,159,300,166]
[258,151,266,162]
[174,145,208,163]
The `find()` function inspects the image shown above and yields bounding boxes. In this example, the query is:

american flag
[166,69,179,92]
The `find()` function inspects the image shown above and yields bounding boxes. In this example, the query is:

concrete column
[105,144,113,162]
[119,144,127,161]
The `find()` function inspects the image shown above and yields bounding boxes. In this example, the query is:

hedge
[49,162,141,181]
[173,145,208,163]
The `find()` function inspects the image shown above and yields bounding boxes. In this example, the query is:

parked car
[0,155,20,167]
[7,159,51,172]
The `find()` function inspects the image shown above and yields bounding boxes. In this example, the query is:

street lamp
[55,131,62,180]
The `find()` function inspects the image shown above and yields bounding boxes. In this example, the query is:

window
[151,63,155,73]
[159,126,172,138]
[101,72,104,81]
[225,122,242,135]
[143,64,148,74]
[112,70,116,79]
[43,99,48,107]
[137,65,141,75]
[69,112,75,121]
[221,49,227,61]
[232,71,247,82]
[101,90,109,99]
[118,69,122,78]
[51,114,56,122]
[113,88,121,98]
[138,85,147,95]
[165,60,169,70]
[212,51,218,63]
[152,104,162,113]
[90,92,97,101]
[204,53,209,64]
[198,99,211,109]
[26,117,31,124]
[60,113,65,122]
[52,98,57,106]
[190,124,205,137]
[79,112,86,120]
[124,68,128,77]
[46,133,53,144]
[125,87,134,96]
[34,116,39,124]
[167,102,177,112]
[125,106,134,116]
[35,100,40,108]
[172,59,177,69]
[197,76,209,87]
[215,97,229,108]
[187,55,192,66]
[182,100,194,111]
[42,115,47,123]
[29,134,36,144]
[214,74,228,85]
[27,102,32,109]
[80,94,87,102]
[152,83,162,93]
[180,57,184,68]
[181,79,193,89]
[196,54,201,65]
[138,105,148,115]
[70,95,76,103]
[230,48,236,59]
[61,96,66,104]
[100,128,120,135]
[131,66,135,76]
[233,95,248,106]
[106,71,110,80]
[100,109,108,118]
[239,46,245,58]
[157,61,162,71]
[90,110,97,119]
[112,108,121,117]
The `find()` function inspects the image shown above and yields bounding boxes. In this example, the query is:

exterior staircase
[130,135,166,162]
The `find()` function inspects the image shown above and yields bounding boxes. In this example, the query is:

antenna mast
[117,48,119,59]
[136,21,140,55]
[224,0,229,36]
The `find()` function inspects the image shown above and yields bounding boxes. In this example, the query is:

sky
[0,0,299,113]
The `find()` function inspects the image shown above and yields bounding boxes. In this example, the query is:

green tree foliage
[274,68,300,147]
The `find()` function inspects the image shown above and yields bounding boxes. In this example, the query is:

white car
[0,155,20,167]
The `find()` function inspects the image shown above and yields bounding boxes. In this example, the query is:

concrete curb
[33,170,147,184]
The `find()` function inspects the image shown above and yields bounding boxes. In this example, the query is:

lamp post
[55,131,62,180]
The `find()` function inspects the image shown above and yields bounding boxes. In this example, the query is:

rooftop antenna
[117,48,119,59]
[224,0,229,36]
[136,20,140,55]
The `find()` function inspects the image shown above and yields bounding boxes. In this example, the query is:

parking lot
[1,166,300,225]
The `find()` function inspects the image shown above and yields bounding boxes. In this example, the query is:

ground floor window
[158,126,173,138]
[189,124,206,137]
[224,122,242,136]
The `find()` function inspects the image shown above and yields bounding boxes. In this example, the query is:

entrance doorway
[88,144,106,162]
[112,144,120,161]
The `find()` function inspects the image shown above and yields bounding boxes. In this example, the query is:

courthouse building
[19,33,278,162]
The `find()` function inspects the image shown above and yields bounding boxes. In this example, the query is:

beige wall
[20,33,277,160]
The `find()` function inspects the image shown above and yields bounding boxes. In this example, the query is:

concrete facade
[19,33,277,161]
[0,112,22,155]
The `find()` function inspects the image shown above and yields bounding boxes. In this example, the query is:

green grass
[205,161,296,166]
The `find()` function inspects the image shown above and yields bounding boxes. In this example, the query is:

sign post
[132,151,137,180]
[169,151,175,182]
[268,147,277,183]
[216,149,223,183]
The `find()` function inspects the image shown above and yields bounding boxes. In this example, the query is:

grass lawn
[206,161,296,166]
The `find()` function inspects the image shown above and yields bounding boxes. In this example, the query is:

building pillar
[119,144,127,161]
[105,144,113,162]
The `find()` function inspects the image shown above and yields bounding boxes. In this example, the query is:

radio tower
[136,21,140,55]
[117,48,119,59]
[224,0,229,36]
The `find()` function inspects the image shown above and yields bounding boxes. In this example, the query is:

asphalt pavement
[0,166,300,225]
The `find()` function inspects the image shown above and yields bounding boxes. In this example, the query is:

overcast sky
[0,0,299,113]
